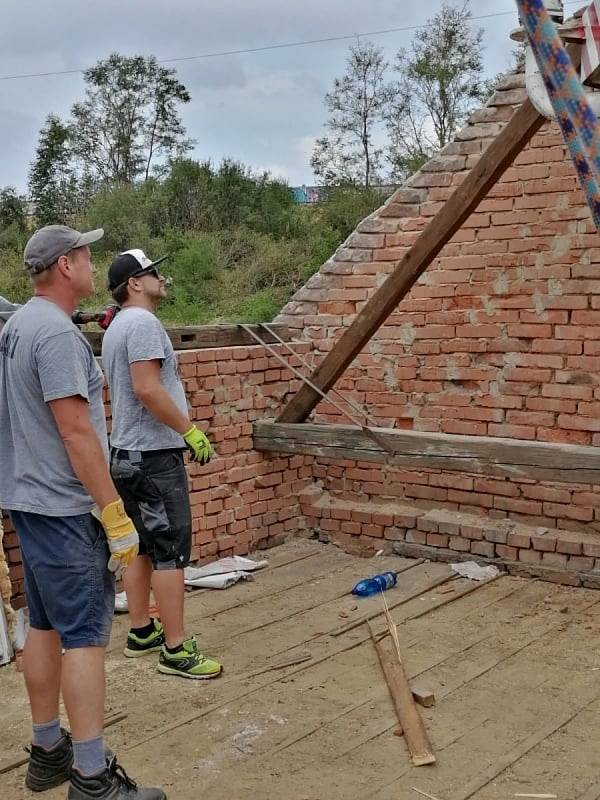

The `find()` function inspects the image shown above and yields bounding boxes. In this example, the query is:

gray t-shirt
[101,307,188,451]
[0,296,108,516]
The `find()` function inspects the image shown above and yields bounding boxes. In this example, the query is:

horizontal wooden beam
[85,323,291,355]
[253,421,600,484]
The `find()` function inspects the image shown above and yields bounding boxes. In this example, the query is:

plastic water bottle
[351,571,397,597]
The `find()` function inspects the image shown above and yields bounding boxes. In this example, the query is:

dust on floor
[2,539,600,800]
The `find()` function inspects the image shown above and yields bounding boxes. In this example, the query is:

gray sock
[32,718,61,751]
[73,736,106,777]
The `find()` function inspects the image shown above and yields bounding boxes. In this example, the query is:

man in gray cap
[0,225,165,800]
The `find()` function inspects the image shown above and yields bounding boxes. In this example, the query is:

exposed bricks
[471,541,495,558]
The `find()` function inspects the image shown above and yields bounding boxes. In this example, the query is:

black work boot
[25,728,73,792]
[68,755,166,799]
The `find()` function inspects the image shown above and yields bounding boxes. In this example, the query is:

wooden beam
[368,621,436,766]
[277,97,546,423]
[85,323,291,356]
[254,421,600,485]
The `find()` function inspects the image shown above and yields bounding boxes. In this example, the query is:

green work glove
[183,425,213,465]
[100,499,139,580]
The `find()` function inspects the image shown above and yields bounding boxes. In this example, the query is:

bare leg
[122,555,152,628]
[151,570,185,648]
[61,647,105,741]
[23,628,61,724]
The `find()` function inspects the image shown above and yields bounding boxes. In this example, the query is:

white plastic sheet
[451,561,500,582]
[184,555,269,589]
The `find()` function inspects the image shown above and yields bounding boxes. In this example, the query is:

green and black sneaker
[158,637,222,680]
[124,619,165,658]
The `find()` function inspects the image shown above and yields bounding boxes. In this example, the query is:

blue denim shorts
[10,511,115,649]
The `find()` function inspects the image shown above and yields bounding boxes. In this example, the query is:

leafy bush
[0,165,388,323]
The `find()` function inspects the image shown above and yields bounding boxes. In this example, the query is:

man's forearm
[62,430,120,510]
[137,384,191,434]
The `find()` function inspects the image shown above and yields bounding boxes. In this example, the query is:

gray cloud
[1,0,523,191]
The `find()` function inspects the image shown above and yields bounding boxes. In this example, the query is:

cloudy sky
[0,1,581,191]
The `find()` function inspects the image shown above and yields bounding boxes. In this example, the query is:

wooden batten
[85,323,291,356]
[253,421,600,485]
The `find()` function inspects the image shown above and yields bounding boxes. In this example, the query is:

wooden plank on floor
[108,542,349,654]
[580,782,600,800]
[330,570,455,637]
[362,598,600,800]
[465,698,600,800]
[115,562,454,752]
[121,577,525,769]
[452,696,600,800]
[251,586,600,797]
[254,421,600,484]
[214,557,424,645]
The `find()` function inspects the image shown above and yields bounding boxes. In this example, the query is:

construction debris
[411,787,445,800]
[411,686,436,708]
[368,611,435,766]
[450,562,500,582]
[184,555,269,589]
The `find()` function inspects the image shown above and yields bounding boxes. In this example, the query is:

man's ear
[55,254,70,278]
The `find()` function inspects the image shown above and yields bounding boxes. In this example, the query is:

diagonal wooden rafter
[278,88,566,424]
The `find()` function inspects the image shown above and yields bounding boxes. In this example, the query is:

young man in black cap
[0,226,165,799]
[102,249,222,679]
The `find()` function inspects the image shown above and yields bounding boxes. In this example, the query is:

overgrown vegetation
[0,166,383,323]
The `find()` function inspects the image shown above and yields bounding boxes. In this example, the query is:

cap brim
[148,254,168,269]
[75,229,104,248]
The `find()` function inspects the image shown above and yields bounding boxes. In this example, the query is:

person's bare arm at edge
[130,359,191,433]
[49,394,120,509]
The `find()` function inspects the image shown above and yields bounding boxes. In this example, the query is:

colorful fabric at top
[517,0,600,230]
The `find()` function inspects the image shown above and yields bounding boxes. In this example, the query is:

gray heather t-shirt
[0,297,108,516]
[101,307,188,451]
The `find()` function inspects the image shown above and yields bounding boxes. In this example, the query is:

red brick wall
[3,342,315,604]
[6,72,600,598]
[276,72,600,540]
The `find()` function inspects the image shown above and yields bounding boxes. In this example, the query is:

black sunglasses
[131,267,160,280]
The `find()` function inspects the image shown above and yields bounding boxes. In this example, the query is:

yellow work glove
[182,425,213,465]
[100,499,139,580]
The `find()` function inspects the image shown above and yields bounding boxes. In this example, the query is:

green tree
[69,53,192,185]
[0,187,27,232]
[311,40,393,187]
[28,114,79,224]
[386,2,487,180]
[0,187,29,256]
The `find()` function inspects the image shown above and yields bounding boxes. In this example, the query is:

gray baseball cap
[24,224,104,274]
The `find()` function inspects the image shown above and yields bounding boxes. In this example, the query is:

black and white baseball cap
[107,249,168,290]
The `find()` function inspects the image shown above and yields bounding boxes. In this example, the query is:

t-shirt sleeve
[126,315,166,364]
[35,331,92,403]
